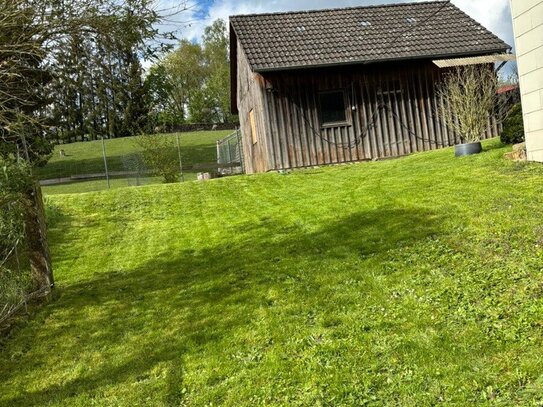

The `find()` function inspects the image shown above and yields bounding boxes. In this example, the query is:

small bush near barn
[500,103,525,145]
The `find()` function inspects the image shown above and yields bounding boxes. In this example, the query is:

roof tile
[230,1,510,71]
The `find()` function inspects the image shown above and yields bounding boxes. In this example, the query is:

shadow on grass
[0,207,444,406]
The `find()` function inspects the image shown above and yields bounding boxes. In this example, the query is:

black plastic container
[455,142,482,157]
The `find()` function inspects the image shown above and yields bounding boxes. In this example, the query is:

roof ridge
[229,0,450,19]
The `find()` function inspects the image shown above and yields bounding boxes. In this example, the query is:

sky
[164,0,515,50]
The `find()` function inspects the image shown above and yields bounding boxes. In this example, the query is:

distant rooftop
[230,1,511,72]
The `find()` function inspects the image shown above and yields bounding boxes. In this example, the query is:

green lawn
[41,173,200,195]
[2,139,543,406]
[35,130,232,194]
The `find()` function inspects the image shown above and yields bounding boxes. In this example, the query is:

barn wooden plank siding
[238,59,499,173]
[230,2,511,174]
[233,38,272,173]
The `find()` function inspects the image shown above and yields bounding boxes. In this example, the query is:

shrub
[135,134,181,183]
[0,157,31,256]
[0,157,32,323]
[438,65,499,143]
[500,104,525,145]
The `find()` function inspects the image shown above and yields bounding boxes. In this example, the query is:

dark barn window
[319,90,348,126]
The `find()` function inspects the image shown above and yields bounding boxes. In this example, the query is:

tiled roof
[497,84,519,94]
[230,1,511,72]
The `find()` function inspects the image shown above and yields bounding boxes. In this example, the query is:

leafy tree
[202,19,234,124]
[47,0,166,142]
[146,19,237,125]
[120,52,151,137]
[163,40,206,122]
[145,64,181,129]
[0,0,53,164]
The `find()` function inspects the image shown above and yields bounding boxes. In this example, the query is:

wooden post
[24,183,54,294]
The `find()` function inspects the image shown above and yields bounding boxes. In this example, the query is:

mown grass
[2,139,543,406]
[41,173,200,195]
[34,131,232,194]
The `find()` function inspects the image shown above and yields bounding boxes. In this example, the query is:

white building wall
[511,0,543,162]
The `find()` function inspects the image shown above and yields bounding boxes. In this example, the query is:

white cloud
[450,0,513,46]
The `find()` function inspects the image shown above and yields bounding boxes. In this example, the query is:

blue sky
[167,0,514,51]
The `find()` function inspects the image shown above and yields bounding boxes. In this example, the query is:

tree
[0,0,53,164]
[146,19,237,125]
[163,40,206,122]
[145,64,180,129]
[438,65,501,143]
[0,0,180,295]
[120,52,151,137]
[202,19,234,124]
[47,0,167,142]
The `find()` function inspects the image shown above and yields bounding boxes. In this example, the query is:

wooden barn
[229,1,513,174]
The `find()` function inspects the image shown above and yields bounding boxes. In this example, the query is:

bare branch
[438,65,501,143]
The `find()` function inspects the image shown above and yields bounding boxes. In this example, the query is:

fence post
[217,139,222,174]
[237,128,245,174]
[101,136,110,189]
[227,136,232,167]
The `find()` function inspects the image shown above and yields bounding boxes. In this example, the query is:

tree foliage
[147,19,236,127]
[0,0,177,165]
[47,0,168,143]
[202,19,232,124]
[0,157,33,319]
[500,103,525,145]
[0,0,52,165]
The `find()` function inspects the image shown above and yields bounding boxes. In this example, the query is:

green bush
[501,103,525,145]
[0,158,30,254]
[134,134,181,183]
[0,157,32,323]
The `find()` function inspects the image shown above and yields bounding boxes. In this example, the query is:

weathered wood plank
[249,61,500,172]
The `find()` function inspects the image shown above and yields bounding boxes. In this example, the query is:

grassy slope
[2,140,543,406]
[34,130,233,180]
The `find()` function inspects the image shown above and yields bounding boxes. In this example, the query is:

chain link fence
[217,129,244,175]
[33,131,243,195]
